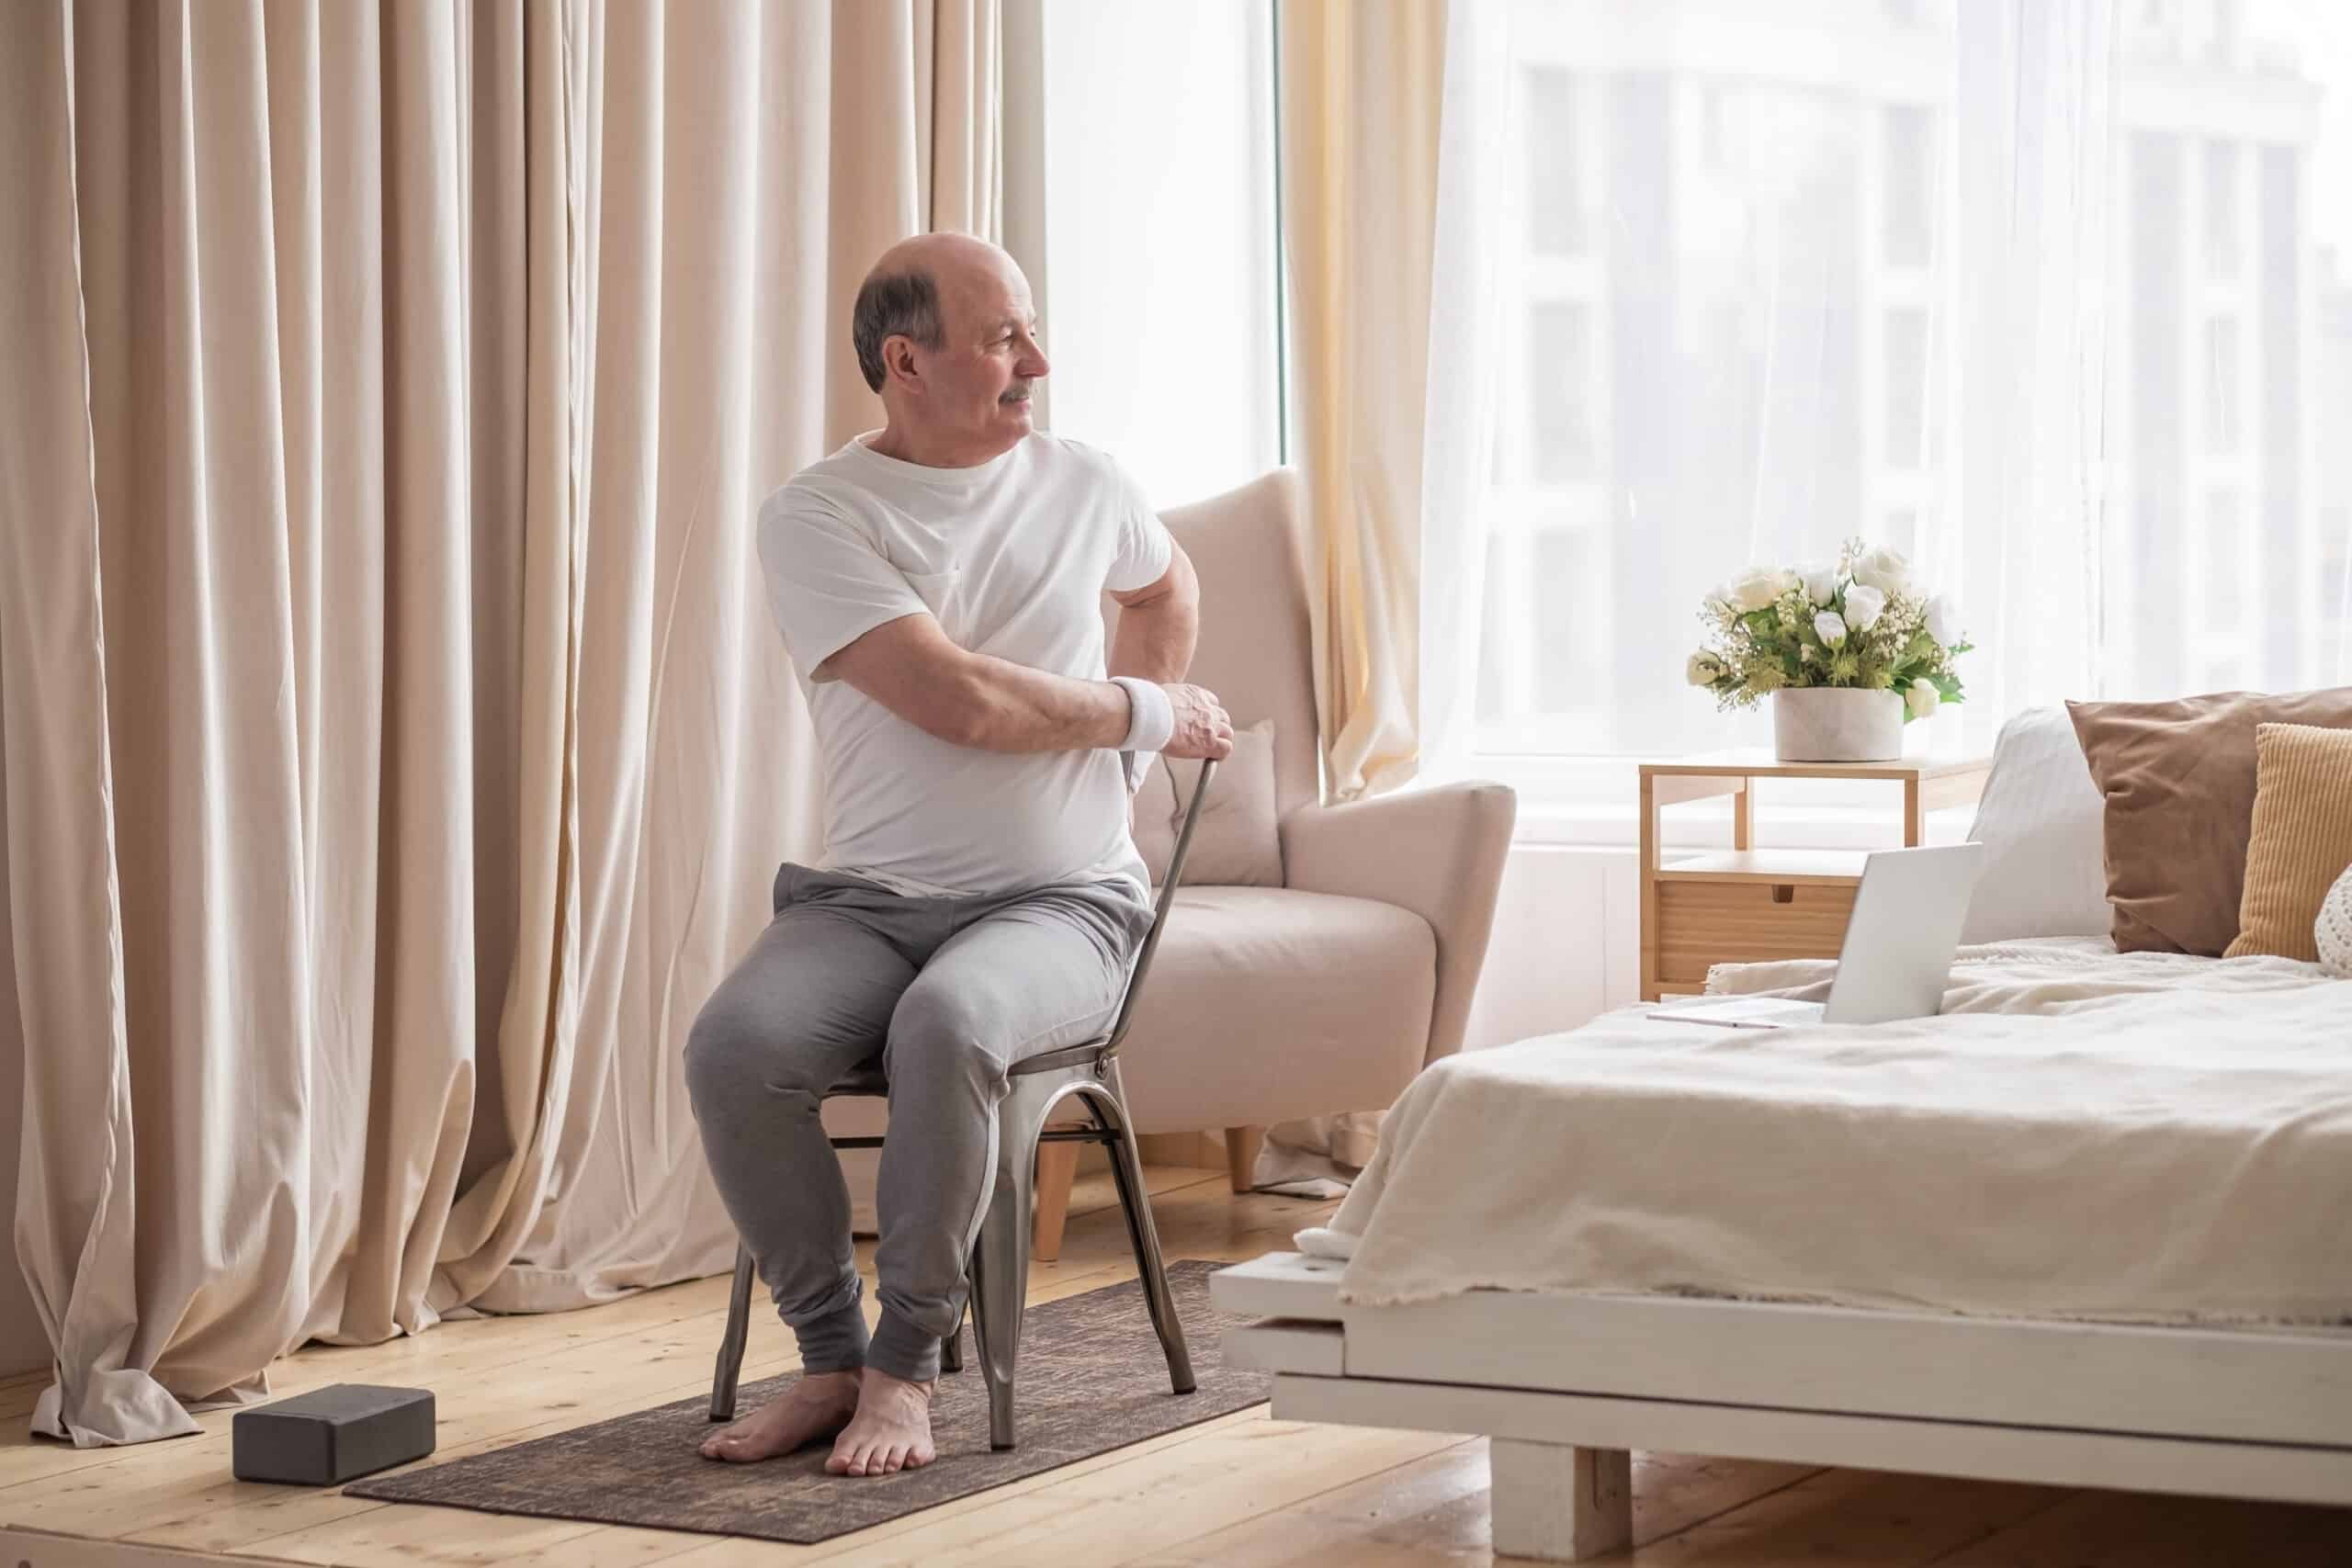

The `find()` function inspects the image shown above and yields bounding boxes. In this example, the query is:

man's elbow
[930,701,988,750]
[831,631,989,747]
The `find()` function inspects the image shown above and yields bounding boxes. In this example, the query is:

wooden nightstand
[1638,753,1993,1001]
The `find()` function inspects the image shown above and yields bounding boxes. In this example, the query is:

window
[2322,520,2352,682]
[1883,107,1933,267]
[1531,528,1600,712]
[1435,0,2349,826]
[2206,489,2244,631]
[1525,301,1595,479]
[1477,536,1513,722]
[1025,0,1282,510]
[2204,141,2241,279]
[2204,315,2242,453]
[1883,308,1929,469]
[1525,68,1587,256]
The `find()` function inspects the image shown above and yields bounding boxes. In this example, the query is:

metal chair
[708,758,1219,1450]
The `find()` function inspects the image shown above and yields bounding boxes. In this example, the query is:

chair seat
[826,1042,1108,1107]
[1114,886,1436,1134]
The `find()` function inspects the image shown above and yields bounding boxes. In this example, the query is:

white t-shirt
[755,431,1174,899]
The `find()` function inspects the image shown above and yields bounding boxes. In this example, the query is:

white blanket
[1317,941,2352,1326]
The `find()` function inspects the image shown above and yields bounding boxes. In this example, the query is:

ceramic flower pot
[1772,687,1904,762]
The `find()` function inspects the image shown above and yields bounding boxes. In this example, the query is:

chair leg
[969,1089,1046,1450]
[1095,1067,1196,1395]
[1032,1139,1080,1262]
[710,1244,756,1422]
[941,1293,965,1373]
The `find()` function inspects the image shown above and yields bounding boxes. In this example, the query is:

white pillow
[1959,705,2114,943]
[2318,863,2352,978]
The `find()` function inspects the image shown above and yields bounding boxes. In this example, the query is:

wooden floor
[6,1166,2351,1567]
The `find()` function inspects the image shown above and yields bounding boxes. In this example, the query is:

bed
[1211,702,2352,1562]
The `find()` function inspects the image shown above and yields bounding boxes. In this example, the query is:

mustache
[1000,382,1034,401]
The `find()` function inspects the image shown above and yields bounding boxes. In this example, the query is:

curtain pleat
[2,0,1000,1447]
[1277,0,1446,804]
[1261,0,1448,1191]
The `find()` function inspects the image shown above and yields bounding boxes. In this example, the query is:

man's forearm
[956,654,1134,752]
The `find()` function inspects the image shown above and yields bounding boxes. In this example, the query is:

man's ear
[882,334,921,390]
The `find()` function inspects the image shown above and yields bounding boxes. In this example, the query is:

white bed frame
[1213,1252,2352,1562]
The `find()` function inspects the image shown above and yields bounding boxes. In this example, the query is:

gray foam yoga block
[232,1382,436,1485]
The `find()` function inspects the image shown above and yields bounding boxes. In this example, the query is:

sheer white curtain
[1939,0,2115,740]
[1421,0,2348,797]
[1419,0,1514,775]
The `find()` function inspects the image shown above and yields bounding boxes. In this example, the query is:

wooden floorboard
[6,1167,2349,1566]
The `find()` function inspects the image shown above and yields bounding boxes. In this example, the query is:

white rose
[1850,545,1912,595]
[1924,594,1958,647]
[1814,611,1849,649]
[1686,651,1727,687]
[1727,566,1796,613]
[1800,562,1839,606]
[1841,583,1886,633]
[1905,681,1941,719]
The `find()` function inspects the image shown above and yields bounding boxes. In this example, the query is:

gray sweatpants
[684,860,1153,1384]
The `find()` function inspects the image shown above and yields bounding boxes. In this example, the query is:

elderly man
[686,232,1233,1477]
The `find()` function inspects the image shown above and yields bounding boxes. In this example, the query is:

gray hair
[852,266,945,392]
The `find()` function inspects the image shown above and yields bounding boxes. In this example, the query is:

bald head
[852,233,1048,468]
[852,234,1027,393]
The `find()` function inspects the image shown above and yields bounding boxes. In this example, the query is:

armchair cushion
[1114,886,1436,1134]
[1133,719,1282,887]
[1281,781,1516,1066]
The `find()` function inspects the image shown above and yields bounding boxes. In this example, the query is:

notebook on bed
[1650,842,1988,1029]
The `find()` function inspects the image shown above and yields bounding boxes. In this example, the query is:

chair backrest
[1103,470,1319,827]
[1102,757,1215,1056]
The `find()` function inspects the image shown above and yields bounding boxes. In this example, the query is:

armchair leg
[1226,1126,1266,1194]
[1032,1140,1080,1262]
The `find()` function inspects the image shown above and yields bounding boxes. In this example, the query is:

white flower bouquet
[1686,540,1970,721]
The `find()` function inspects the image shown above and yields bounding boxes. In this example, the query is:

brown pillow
[2066,688,2352,955]
[2223,724,2352,962]
[1132,718,1282,887]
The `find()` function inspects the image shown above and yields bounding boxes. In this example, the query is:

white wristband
[1110,676,1175,753]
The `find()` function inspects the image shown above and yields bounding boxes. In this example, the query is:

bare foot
[699,1369,860,1462]
[825,1366,936,1476]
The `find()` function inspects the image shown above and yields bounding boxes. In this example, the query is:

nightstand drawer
[1654,879,1858,985]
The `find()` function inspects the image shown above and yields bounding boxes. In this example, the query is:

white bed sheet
[1318,940,2352,1326]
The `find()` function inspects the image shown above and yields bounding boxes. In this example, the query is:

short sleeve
[755,491,929,682]
[1105,461,1174,592]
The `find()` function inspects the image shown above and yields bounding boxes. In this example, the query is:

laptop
[1648,841,1988,1030]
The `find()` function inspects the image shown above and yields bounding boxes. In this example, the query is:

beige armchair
[1028,468,1518,1256]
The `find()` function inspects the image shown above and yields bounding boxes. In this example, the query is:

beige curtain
[1278,0,1446,805]
[0,0,999,1449]
[1265,0,1448,1188]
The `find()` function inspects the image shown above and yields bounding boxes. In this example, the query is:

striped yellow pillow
[2224,723,2352,963]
